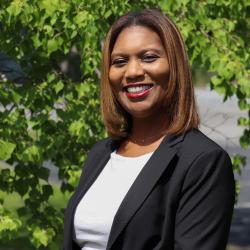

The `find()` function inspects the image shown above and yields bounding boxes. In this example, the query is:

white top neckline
[74,150,154,249]
[110,151,154,160]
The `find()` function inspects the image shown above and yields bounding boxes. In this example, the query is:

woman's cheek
[111,66,126,80]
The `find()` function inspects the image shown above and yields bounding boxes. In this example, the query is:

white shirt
[74,151,153,250]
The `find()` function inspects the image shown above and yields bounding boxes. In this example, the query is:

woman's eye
[142,54,159,62]
[112,58,126,67]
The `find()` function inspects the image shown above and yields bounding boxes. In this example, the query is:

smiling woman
[109,26,170,121]
[63,9,235,250]
[101,10,199,143]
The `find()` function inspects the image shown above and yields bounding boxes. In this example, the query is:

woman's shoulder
[88,137,113,155]
[88,136,124,154]
[91,137,112,148]
[173,129,233,187]
[183,128,225,151]
[176,128,230,161]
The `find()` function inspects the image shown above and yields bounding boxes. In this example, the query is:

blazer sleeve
[174,148,235,250]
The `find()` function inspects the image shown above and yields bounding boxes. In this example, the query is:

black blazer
[63,129,235,250]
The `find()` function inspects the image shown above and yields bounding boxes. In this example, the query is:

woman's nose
[124,59,144,80]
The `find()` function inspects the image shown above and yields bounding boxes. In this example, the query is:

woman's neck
[130,115,169,145]
[116,115,169,157]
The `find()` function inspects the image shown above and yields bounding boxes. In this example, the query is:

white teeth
[127,85,151,93]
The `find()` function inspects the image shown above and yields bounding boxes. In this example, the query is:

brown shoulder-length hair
[101,9,199,139]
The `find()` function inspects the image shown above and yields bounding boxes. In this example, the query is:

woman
[63,9,235,250]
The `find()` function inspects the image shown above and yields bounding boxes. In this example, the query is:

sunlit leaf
[0,140,16,161]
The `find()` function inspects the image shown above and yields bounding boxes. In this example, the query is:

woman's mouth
[124,84,153,98]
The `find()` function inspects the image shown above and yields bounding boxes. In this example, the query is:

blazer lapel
[65,139,124,250]
[73,139,118,205]
[106,134,183,250]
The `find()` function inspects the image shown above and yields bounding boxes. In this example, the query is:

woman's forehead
[111,26,164,55]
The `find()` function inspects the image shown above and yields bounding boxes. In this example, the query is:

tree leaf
[0,140,16,161]
[37,167,50,181]
[42,184,53,199]
[54,81,64,94]
[15,178,29,196]
[68,120,85,137]
[22,145,42,163]
[0,214,22,236]
[30,227,55,248]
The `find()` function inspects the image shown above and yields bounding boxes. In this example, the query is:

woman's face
[109,25,170,119]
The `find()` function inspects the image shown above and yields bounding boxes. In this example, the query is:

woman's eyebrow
[111,48,164,59]
[139,48,163,55]
[110,52,127,60]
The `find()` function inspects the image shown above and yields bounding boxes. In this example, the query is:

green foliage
[0,140,16,160]
[30,226,56,248]
[0,203,22,238]
[0,0,249,248]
